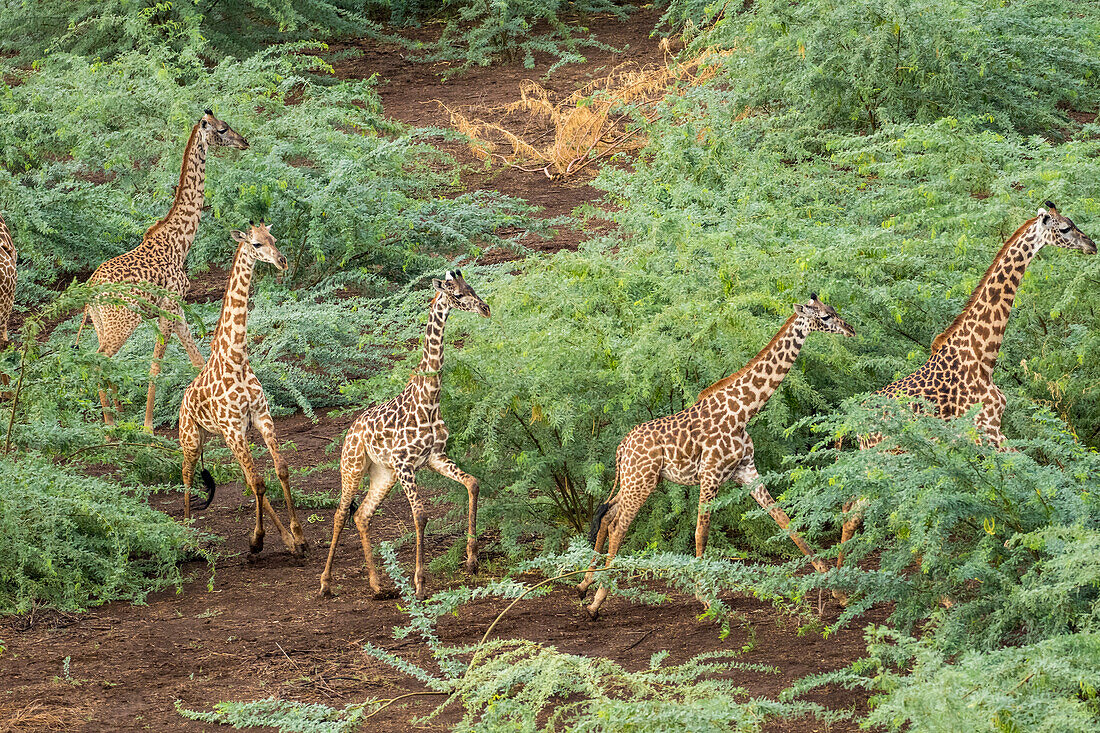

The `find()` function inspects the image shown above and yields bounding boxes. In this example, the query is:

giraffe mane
[695,313,798,403]
[144,123,201,237]
[929,217,1036,354]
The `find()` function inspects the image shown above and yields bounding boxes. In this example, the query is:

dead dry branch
[444,42,737,180]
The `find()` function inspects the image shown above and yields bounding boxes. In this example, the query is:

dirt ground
[2,10,885,733]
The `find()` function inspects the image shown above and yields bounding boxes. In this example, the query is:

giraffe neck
[700,313,809,421]
[415,294,451,375]
[210,244,257,364]
[407,294,451,399]
[149,124,208,268]
[933,224,1040,381]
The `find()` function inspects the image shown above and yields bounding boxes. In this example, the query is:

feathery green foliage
[0,454,208,614]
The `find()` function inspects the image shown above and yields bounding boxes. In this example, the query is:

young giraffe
[320,270,489,601]
[178,223,307,558]
[577,295,856,618]
[0,211,16,343]
[836,203,1096,567]
[77,110,248,431]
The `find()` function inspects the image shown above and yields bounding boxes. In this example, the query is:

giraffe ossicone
[836,204,1096,570]
[178,222,306,558]
[77,109,249,431]
[578,294,856,618]
[319,270,489,601]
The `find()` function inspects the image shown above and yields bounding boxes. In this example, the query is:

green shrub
[690,0,1100,134]
[0,44,544,299]
[0,455,208,614]
[779,401,1100,649]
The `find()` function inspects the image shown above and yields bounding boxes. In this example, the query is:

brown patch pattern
[320,271,490,601]
[178,223,308,558]
[578,297,857,617]
[77,110,248,430]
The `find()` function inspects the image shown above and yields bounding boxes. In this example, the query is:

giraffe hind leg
[586,466,658,619]
[353,462,397,598]
[320,437,369,596]
[577,501,616,599]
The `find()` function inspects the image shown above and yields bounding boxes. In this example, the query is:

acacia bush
[0,455,208,614]
[369,0,631,77]
[689,0,1100,134]
[0,44,543,299]
[0,0,371,62]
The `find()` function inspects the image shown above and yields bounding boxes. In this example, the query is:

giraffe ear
[201,120,208,129]
[1037,208,1051,225]
[230,230,248,243]
[432,278,445,292]
[793,303,807,316]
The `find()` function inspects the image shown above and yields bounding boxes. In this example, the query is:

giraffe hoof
[319,584,333,598]
[465,557,479,575]
[576,584,589,600]
[249,535,264,554]
[831,589,849,606]
[585,607,600,621]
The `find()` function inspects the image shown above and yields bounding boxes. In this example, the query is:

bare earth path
[2,12,882,733]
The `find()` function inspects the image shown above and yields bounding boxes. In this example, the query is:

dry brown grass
[444,41,738,180]
[0,700,88,732]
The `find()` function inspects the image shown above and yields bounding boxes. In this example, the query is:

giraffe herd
[0,110,1096,617]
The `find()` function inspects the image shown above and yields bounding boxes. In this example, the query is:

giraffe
[319,270,489,601]
[577,295,857,618]
[0,211,16,344]
[835,202,1096,568]
[178,222,307,558]
[76,110,248,431]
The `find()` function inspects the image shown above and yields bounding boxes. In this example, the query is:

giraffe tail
[73,308,89,349]
[589,502,613,545]
[589,451,622,545]
[192,468,217,511]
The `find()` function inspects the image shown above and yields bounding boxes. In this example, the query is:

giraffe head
[200,109,249,150]
[432,270,490,318]
[792,293,856,337]
[231,222,288,271]
[1033,201,1096,254]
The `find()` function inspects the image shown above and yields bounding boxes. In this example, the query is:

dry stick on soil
[445,43,738,180]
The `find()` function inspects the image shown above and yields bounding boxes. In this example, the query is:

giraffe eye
[219,127,228,134]
[1060,226,1072,233]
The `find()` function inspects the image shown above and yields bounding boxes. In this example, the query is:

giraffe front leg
[252,401,307,556]
[395,464,429,600]
[427,452,480,575]
[223,430,266,554]
[144,316,171,432]
[977,386,1009,451]
[225,430,297,557]
[739,464,832,576]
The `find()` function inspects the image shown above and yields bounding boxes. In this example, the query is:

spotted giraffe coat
[0,212,16,342]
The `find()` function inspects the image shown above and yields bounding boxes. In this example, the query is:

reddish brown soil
[328,7,671,261]
[2,11,885,733]
[1,404,881,732]
[1,457,881,732]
